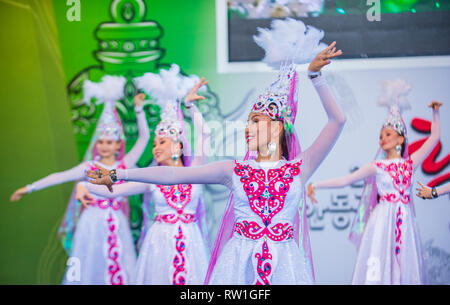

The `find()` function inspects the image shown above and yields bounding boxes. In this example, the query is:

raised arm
[300,43,346,182]
[187,104,211,166]
[308,162,376,203]
[184,77,211,167]
[87,160,235,192]
[10,162,87,201]
[122,93,150,168]
[410,101,441,170]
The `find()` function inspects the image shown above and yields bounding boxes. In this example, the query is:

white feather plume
[83,75,126,104]
[134,64,206,109]
[377,79,412,114]
[253,18,327,68]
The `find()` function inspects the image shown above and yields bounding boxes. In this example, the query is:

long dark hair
[397,131,406,156]
[274,119,289,160]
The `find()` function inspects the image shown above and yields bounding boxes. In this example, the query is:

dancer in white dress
[308,81,442,284]
[87,19,346,285]
[79,68,211,285]
[10,76,149,285]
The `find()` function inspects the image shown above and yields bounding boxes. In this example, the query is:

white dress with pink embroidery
[25,108,149,284]
[136,183,209,285]
[352,158,425,284]
[29,160,138,285]
[84,181,210,285]
[209,159,314,285]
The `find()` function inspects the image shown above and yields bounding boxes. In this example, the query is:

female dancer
[86,26,346,284]
[10,76,150,285]
[79,69,212,285]
[308,87,441,284]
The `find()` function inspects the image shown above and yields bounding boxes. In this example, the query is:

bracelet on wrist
[308,70,322,79]
[109,169,118,183]
[431,187,438,198]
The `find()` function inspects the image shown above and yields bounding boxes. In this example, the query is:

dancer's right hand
[10,187,28,202]
[76,183,94,208]
[307,183,318,204]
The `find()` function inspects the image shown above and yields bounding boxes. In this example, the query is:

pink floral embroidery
[234,160,302,285]
[255,241,272,285]
[234,161,301,240]
[156,184,193,285]
[375,159,412,204]
[155,213,196,224]
[106,212,124,285]
[395,206,403,260]
[157,184,192,213]
[375,159,412,262]
[88,161,127,285]
[173,226,186,285]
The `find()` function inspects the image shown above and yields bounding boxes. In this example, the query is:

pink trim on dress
[233,160,302,285]
[156,184,194,285]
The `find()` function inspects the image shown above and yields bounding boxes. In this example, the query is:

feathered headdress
[252,18,327,135]
[134,64,205,143]
[378,79,412,136]
[83,75,126,142]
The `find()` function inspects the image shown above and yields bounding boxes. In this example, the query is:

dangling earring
[396,144,402,156]
[115,150,119,158]
[268,141,277,156]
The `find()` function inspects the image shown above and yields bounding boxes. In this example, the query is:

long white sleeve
[28,162,87,193]
[122,106,150,168]
[313,162,377,189]
[83,181,149,198]
[116,160,235,189]
[188,104,211,166]
[410,108,440,170]
[300,74,347,183]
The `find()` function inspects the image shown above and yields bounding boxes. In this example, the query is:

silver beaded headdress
[252,18,327,134]
[134,64,205,143]
[378,79,412,135]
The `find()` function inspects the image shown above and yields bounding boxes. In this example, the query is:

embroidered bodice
[231,159,303,241]
[374,158,413,205]
[150,183,202,216]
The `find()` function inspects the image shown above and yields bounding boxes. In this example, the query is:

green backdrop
[0,0,217,284]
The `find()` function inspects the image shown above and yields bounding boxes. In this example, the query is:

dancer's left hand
[86,164,114,192]
[416,181,432,199]
[308,41,342,72]
[184,77,209,106]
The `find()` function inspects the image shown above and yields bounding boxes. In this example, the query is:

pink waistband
[379,193,410,204]
[233,220,294,242]
[92,199,123,211]
[155,213,196,224]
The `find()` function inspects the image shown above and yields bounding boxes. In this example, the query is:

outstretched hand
[307,183,318,204]
[10,186,28,202]
[86,164,114,192]
[308,41,342,72]
[184,77,209,106]
[416,181,432,199]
